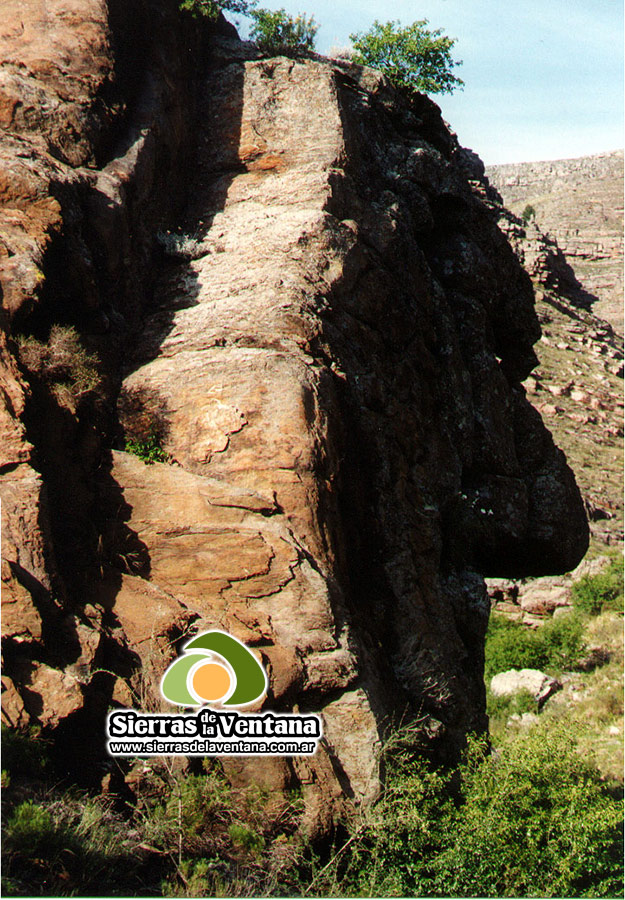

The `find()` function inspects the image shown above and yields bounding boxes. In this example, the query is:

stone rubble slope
[488,152,624,334]
[483,161,623,624]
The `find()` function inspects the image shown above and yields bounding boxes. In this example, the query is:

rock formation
[482,159,623,623]
[487,152,624,333]
[482,168,623,553]
[1,1,588,833]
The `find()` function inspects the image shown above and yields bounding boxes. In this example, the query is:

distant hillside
[487,151,624,334]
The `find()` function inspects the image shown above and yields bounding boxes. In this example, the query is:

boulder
[517,576,571,613]
[491,668,562,706]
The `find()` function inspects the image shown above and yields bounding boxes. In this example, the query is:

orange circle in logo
[192,662,232,703]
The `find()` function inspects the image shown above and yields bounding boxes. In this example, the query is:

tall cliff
[0,1,589,832]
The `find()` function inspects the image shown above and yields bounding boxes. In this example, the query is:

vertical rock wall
[1,9,589,833]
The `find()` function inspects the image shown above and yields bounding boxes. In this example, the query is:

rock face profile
[1,1,588,832]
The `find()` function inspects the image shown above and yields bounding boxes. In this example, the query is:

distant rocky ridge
[482,163,624,551]
[487,152,624,333]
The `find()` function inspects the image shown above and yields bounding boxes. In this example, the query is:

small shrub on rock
[250,7,318,55]
[16,325,99,405]
[125,432,168,464]
[156,228,208,260]
[521,203,536,225]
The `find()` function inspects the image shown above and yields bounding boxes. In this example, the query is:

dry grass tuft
[17,326,100,406]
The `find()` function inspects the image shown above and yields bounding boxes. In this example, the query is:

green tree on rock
[179,0,254,20]
[350,19,464,96]
[250,7,318,54]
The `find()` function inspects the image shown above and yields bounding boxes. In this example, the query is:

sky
[230,0,624,165]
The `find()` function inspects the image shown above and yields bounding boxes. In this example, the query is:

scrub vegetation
[3,650,623,899]
[349,19,464,96]
[249,8,318,55]
[2,560,623,897]
[16,326,100,407]
[178,1,464,96]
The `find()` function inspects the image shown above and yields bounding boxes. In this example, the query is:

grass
[485,559,624,785]
[484,610,585,681]
[2,792,154,896]
[540,611,624,783]
[1,742,304,898]
[486,687,538,720]
[572,558,624,615]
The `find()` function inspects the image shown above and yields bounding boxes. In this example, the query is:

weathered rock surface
[1,0,214,745]
[487,152,624,333]
[1,3,589,832]
[490,668,561,706]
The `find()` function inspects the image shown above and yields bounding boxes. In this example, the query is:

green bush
[485,612,585,679]
[485,616,544,678]
[250,7,318,55]
[433,729,623,898]
[4,803,57,858]
[311,728,623,898]
[539,612,586,670]
[179,0,254,20]
[125,432,168,464]
[229,822,265,854]
[162,858,217,898]
[572,559,624,616]
[156,772,233,837]
[349,19,464,96]
[1,725,52,780]
[521,203,536,225]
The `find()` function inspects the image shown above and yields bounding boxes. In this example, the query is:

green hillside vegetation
[2,720,622,897]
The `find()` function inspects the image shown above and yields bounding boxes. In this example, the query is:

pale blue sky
[231,0,624,165]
